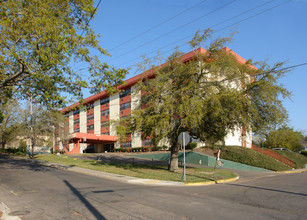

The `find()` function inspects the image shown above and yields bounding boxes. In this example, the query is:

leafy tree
[22,101,67,157]
[0,0,127,109]
[264,127,304,151]
[113,29,290,171]
[0,99,23,149]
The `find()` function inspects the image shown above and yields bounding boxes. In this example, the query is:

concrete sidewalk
[0,202,21,220]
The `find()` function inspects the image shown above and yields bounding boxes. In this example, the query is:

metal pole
[183,132,186,181]
[30,95,34,158]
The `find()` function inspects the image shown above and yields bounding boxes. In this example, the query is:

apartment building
[59,47,252,154]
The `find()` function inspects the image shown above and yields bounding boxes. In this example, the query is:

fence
[26,146,51,155]
[251,144,295,168]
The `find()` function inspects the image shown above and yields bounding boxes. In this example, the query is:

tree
[21,101,66,157]
[0,0,127,109]
[264,127,304,151]
[113,29,290,171]
[0,99,23,149]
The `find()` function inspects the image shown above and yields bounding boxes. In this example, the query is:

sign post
[183,132,186,181]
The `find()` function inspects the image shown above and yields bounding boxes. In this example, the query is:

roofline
[61,47,252,113]
[71,132,118,142]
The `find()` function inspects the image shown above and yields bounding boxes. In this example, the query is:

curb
[276,169,307,174]
[9,156,241,186]
[0,202,22,220]
[184,176,239,186]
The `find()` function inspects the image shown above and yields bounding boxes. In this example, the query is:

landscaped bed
[195,146,292,171]
[35,154,237,183]
[273,150,307,169]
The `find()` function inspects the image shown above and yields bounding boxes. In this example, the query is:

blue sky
[77,0,306,133]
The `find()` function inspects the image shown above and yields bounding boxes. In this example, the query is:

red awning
[70,133,118,143]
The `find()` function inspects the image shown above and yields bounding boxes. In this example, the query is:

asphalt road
[0,155,306,220]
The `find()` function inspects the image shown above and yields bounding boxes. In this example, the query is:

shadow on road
[63,180,107,220]
[230,183,307,197]
[0,154,53,172]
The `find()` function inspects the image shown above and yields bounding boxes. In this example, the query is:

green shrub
[15,151,25,156]
[151,146,161,151]
[301,151,307,157]
[161,145,168,150]
[0,147,25,155]
[140,147,150,152]
[186,142,197,149]
[18,140,27,152]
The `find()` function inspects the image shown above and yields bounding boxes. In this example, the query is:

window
[120,102,131,110]
[101,122,108,128]
[120,88,131,98]
[121,141,131,148]
[86,103,94,110]
[74,128,80,133]
[102,132,110,135]
[87,114,94,121]
[100,97,109,105]
[101,109,109,116]
[73,109,79,115]
[87,124,94,131]
[121,115,130,119]
[142,139,152,147]
[74,119,80,124]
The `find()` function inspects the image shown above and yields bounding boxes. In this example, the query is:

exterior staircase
[251,144,295,168]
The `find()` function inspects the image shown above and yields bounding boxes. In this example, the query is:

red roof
[61,47,252,113]
[71,133,117,143]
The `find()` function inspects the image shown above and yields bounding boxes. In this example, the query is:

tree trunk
[169,142,179,172]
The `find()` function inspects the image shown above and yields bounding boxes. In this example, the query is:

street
[0,155,306,220]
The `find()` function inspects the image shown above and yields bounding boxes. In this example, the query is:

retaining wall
[132,152,271,172]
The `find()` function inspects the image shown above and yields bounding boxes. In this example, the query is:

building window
[101,122,108,128]
[101,109,109,116]
[74,119,80,124]
[100,97,109,105]
[102,132,110,135]
[87,124,94,131]
[119,88,131,98]
[142,139,152,147]
[74,128,80,133]
[120,102,131,111]
[121,141,131,148]
[121,115,130,119]
[87,114,94,121]
[73,109,79,115]
[86,103,94,110]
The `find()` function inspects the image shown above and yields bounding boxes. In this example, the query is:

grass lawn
[199,146,292,171]
[35,154,237,183]
[273,150,307,169]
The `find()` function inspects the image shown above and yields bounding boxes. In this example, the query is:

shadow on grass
[90,161,168,171]
[89,160,221,182]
